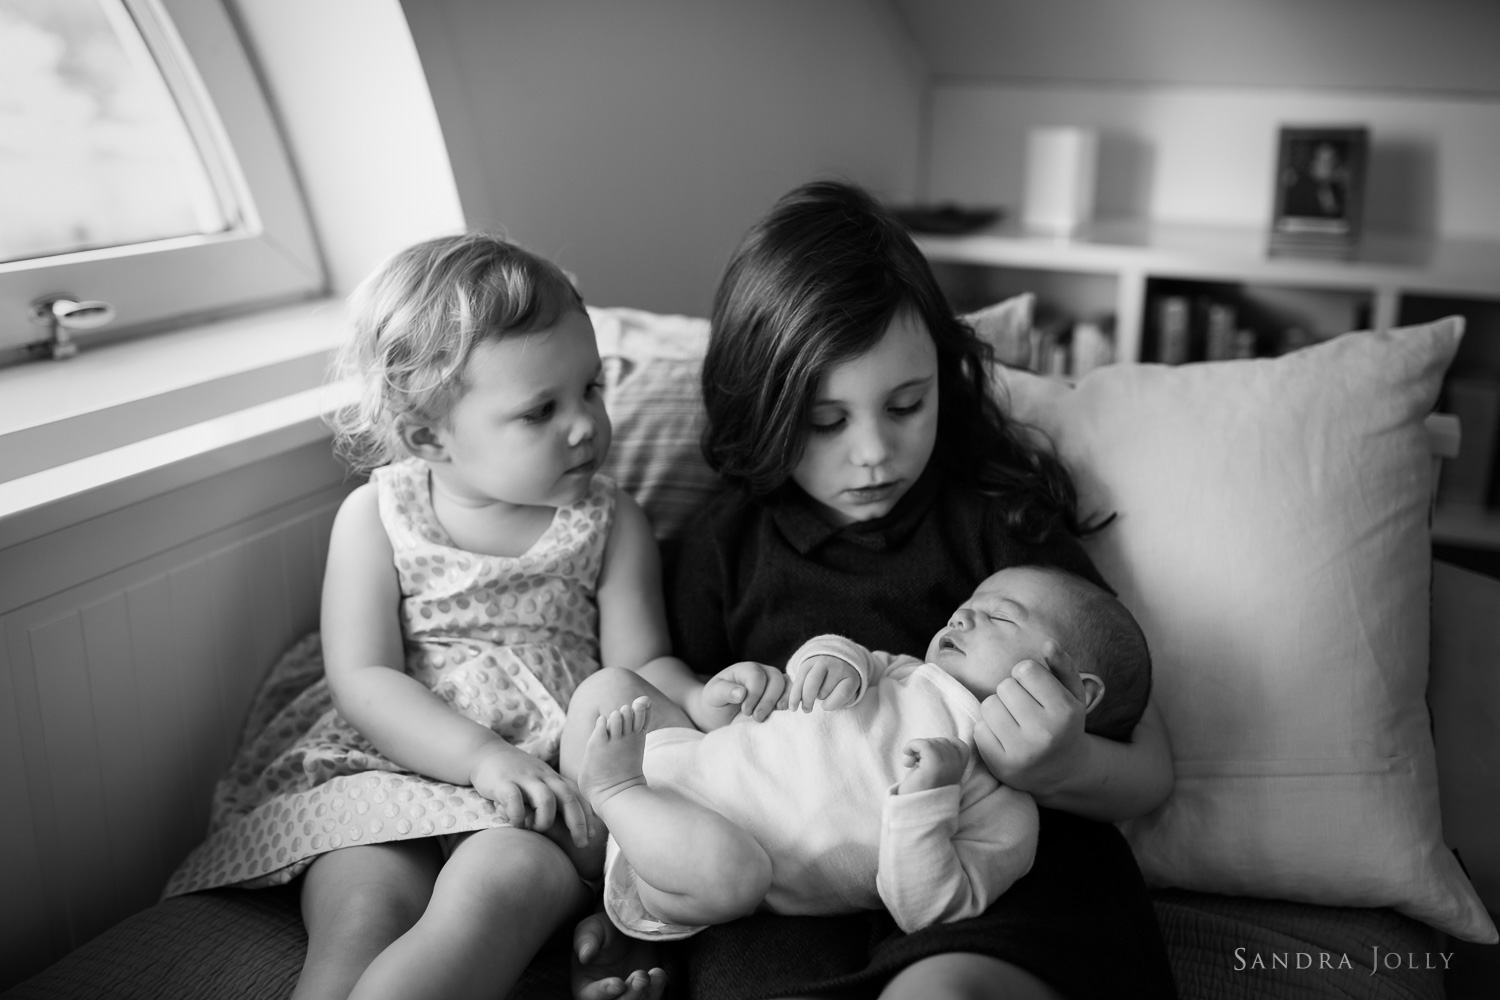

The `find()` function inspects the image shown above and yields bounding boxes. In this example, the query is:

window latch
[28,295,116,360]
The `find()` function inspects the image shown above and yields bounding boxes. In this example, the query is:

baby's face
[925,567,1080,700]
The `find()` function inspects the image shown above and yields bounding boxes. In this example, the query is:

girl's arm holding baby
[321,484,592,844]
[976,643,1173,822]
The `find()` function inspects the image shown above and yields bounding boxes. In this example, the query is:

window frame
[0,0,325,360]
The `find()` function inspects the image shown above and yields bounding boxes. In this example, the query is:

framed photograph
[1270,126,1368,242]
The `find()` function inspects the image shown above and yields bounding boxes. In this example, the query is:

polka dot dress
[163,460,614,897]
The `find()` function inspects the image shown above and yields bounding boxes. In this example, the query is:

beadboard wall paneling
[0,441,350,989]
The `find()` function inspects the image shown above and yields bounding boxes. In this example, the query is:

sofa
[5,304,1497,1000]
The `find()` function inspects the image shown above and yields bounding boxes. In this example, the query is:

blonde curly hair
[328,232,584,473]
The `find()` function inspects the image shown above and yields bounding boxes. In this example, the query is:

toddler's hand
[897,737,969,794]
[470,741,594,848]
[974,640,1088,798]
[698,661,788,729]
[786,654,860,712]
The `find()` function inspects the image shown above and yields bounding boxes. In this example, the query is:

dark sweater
[668,464,1106,673]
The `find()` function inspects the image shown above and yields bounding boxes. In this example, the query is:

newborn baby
[578,564,1152,939]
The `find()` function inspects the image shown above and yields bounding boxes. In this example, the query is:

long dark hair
[701,180,1089,542]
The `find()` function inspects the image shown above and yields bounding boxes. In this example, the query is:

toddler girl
[164,234,687,1000]
[572,182,1178,1000]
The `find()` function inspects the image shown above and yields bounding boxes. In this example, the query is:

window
[0,0,323,361]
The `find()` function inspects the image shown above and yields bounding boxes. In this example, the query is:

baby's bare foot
[578,696,653,810]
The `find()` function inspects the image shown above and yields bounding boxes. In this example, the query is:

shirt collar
[767,462,944,555]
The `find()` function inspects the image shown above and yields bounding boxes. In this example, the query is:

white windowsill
[0,299,348,480]
[0,299,353,546]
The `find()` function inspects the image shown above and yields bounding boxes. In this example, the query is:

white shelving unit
[917,220,1500,551]
[918,220,1500,363]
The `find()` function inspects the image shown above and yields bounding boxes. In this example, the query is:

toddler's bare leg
[293,841,441,1000]
[579,697,771,927]
[347,827,590,1000]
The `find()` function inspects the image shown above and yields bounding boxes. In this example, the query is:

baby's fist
[788,654,860,712]
[897,737,968,794]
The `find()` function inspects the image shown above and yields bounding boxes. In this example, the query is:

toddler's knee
[327,878,428,941]
[471,829,583,914]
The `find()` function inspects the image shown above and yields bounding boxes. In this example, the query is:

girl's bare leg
[293,840,441,1000]
[348,827,590,1000]
[879,953,1065,1000]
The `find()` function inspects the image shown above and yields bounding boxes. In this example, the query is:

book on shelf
[1268,231,1357,261]
[1438,377,1500,508]
[1203,301,1237,362]
[1156,295,1191,364]
[1071,320,1113,376]
[1232,328,1258,359]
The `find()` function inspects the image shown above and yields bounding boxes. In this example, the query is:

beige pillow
[589,307,718,540]
[999,317,1496,943]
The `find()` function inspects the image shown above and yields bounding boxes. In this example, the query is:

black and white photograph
[1271,126,1369,238]
[2,4,1500,1000]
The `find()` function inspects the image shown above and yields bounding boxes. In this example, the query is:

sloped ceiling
[891,0,1500,96]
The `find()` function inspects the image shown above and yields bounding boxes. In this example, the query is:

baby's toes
[605,707,628,740]
[629,695,653,734]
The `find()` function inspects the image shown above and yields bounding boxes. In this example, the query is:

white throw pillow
[999,317,1496,943]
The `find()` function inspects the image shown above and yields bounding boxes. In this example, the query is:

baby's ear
[397,420,448,461]
[1077,672,1106,715]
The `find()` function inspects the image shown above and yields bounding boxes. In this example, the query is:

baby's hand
[897,737,969,794]
[470,741,594,848]
[698,660,788,729]
[786,654,860,712]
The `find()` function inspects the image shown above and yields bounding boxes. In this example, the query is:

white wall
[926,84,1500,238]
[896,0,1500,96]
[231,0,466,295]
[906,0,1500,240]
[401,0,926,318]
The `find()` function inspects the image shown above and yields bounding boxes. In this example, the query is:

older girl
[574,181,1176,1000]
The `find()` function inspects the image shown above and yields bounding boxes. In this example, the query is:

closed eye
[809,416,846,435]
[521,400,556,423]
[888,398,925,418]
